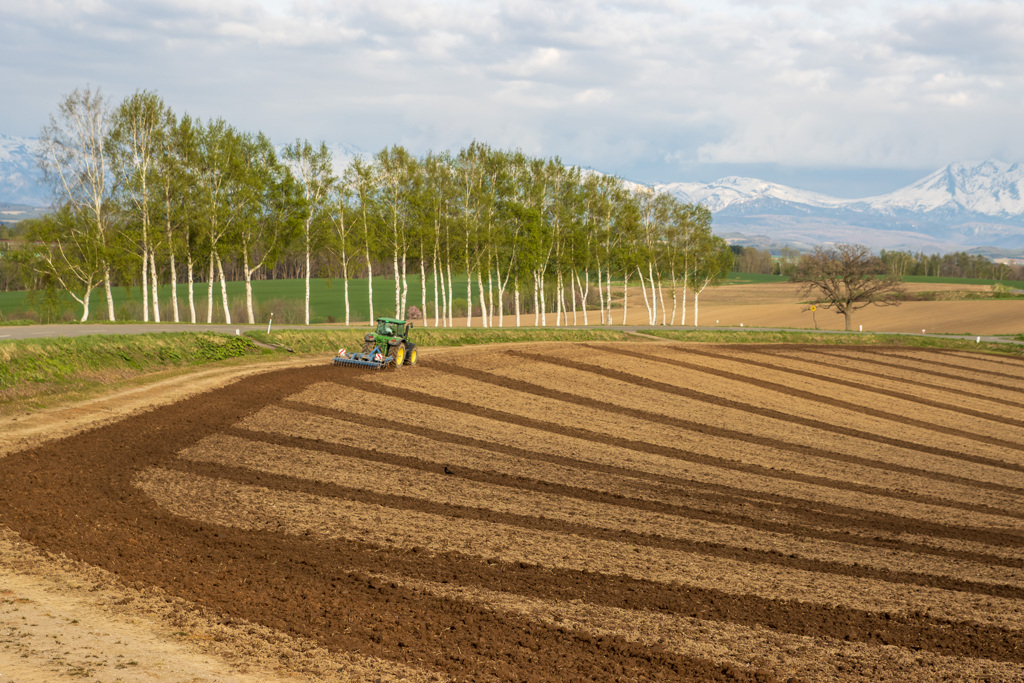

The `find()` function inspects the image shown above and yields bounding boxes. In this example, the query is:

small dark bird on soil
[443,466,454,475]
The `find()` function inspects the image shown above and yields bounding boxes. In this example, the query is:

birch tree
[37,86,119,320]
[283,139,336,325]
[109,90,170,323]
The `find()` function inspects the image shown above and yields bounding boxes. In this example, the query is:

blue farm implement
[333,317,418,370]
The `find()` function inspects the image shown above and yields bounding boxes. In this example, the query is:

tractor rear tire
[361,333,376,354]
[388,342,406,368]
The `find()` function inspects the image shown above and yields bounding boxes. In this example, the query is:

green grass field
[0,275,475,325]
[1,272,1021,325]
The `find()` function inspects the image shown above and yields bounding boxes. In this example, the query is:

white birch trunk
[606,265,613,326]
[141,248,150,322]
[366,247,374,323]
[477,270,488,327]
[514,275,521,327]
[636,266,653,324]
[150,247,161,323]
[532,272,540,326]
[658,279,667,325]
[187,252,196,324]
[216,252,231,325]
[104,267,115,321]
[343,263,351,326]
[539,272,547,326]
[244,249,255,325]
[446,259,454,328]
[419,257,427,325]
[206,253,215,324]
[304,234,311,325]
[576,271,589,326]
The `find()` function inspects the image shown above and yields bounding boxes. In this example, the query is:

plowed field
[3,341,1024,681]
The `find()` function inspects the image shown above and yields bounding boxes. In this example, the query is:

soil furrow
[687,346,1024,413]
[137,467,1024,659]
[789,346,1024,388]
[257,402,1024,565]
[171,432,1024,598]
[0,364,758,682]
[592,344,1024,442]
[291,388,1024,548]
[430,359,1024,503]
[515,349,1024,472]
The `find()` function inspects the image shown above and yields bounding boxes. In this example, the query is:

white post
[267,312,274,334]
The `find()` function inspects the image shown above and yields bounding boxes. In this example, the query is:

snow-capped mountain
[653,160,1024,252]
[859,160,1024,217]
[0,135,49,207]
[656,177,848,213]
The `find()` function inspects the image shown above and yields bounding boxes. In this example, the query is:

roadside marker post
[267,312,274,335]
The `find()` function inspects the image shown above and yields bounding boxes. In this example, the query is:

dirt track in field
[2,342,1024,681]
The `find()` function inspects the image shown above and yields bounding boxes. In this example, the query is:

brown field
[605,282,1024,334]
[2,341,1024,681]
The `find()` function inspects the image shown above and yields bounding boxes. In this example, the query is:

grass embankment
[0,328,638,414]
[641,328,1021,355]
[2,326,1018,416]
[0,333,276,414]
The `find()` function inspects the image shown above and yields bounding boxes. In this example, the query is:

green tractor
[333,317,419,369]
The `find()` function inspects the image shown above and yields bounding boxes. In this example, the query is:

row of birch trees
[16,86,733,326]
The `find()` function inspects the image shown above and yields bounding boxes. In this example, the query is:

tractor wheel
[388,342,406,368]
[405,346,418,366]
[361,333,375,354]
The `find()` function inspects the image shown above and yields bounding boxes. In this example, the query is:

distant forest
[731,245,1023,281]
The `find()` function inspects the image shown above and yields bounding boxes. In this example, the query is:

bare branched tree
[792,243,904,330]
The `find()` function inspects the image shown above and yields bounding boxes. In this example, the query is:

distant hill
[3,134,1023,254]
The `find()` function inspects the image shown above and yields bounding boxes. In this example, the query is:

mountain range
[4,134,1023,255]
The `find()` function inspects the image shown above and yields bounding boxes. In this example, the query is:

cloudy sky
[3,0,1023,196]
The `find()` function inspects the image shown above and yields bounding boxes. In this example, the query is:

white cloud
[3,0,1024,192]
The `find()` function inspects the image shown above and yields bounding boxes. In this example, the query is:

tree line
[8,86,733,327]
[731,245,1022,281]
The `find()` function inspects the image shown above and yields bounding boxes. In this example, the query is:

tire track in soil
[166,429,1024,602]
[685,346,1024,412]
[259,400,1024,566]
[592,344,1024,440]
[429,359,1024,507]
[0,364,759,682]
[518,348,1024,473]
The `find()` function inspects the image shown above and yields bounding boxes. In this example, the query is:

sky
[3,0,1023,197]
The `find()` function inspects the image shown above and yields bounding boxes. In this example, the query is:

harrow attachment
[332,346,395,370]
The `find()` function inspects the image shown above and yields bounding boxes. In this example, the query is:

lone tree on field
[792,243,904,331]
